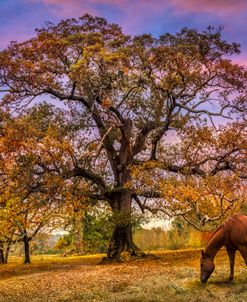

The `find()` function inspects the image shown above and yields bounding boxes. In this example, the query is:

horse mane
[207,214,239,248]
[222,214,241,246]
[208,222,223,240]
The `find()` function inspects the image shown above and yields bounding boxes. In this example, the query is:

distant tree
[55,234,72,252]
[61,181,90,254]
[56,205,118,254]
[83,206,113,253]
[0,15,246,260]
[134,227,167,251]
[31,232,52,254]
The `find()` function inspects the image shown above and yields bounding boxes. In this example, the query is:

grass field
[0,249,247,302]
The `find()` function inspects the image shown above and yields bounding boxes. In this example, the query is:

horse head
[200,250,215,283]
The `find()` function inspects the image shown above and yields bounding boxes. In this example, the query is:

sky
[1,0,247,65]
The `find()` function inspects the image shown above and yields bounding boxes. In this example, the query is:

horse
[200,214,247,283]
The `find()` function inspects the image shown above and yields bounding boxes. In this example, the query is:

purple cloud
[30,0,247,17]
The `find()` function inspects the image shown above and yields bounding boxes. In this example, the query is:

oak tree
[0,15,246,260]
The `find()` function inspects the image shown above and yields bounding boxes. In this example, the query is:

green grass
[0,249,247,302]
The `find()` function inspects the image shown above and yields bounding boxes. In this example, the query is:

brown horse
[200,214,247,283]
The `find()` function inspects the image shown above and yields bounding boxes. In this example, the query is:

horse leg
[238,245,247,265]
[226,247,236,281]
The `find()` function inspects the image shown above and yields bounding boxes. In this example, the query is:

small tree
[0,105,71,263]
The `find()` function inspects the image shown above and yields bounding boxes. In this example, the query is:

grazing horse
[200,214,247,283]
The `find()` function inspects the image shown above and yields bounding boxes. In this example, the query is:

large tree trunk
[107,224,141,260]
[106,190,142,261]
[105,119,143,262]
[23,235,31,264]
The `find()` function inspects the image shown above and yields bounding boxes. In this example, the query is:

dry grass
[0,249,247,302]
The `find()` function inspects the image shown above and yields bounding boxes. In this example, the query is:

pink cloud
[170,0,247,14]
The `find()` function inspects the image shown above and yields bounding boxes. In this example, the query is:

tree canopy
[0,14,246,260]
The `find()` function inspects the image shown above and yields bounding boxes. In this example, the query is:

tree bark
[0,242,5,264]
[106,190,142,261]
[4,242,11,264]
[23,235,31,264]
[107,223,141,260]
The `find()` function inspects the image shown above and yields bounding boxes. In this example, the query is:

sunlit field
[1,249,247,302]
